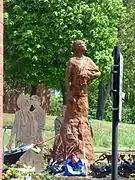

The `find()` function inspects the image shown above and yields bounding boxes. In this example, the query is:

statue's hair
[17,93,31,109]
[72,40,86,52]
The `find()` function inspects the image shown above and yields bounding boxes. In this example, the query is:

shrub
[122,105,135,124]
[50,94,62,116]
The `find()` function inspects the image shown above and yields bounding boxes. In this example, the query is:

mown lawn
[3,113,135,151]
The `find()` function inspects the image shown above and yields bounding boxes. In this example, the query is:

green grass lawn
[3,113,135,151]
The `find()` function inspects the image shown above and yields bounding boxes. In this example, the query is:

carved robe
[60,56,101,164]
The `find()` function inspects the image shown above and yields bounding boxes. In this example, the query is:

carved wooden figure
[59,40,101,164]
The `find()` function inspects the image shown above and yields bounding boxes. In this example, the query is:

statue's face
[74,41,87,53]
[78,42,87,51]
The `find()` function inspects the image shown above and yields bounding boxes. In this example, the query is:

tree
[4,0,124,106]
[118,0,135,123]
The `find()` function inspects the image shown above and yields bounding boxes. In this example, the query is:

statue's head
[31,95,41,108]
[17,93,31,110]
[72,40,87,53]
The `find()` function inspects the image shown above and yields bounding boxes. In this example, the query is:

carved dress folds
[59,56,100,164]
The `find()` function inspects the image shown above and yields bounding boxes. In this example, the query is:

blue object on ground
[64,158,86,176]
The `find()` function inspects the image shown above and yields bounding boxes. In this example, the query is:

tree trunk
[60,82,66,105]
[30,84,38,96]
[96,82,111,120]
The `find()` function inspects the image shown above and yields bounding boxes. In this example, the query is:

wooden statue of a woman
[60,40,101,165]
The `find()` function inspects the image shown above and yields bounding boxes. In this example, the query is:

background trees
[5,0,135,122]
[118,0,135,123]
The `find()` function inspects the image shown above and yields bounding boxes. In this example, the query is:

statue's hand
[6,142,12,150]
[68,94,76,103]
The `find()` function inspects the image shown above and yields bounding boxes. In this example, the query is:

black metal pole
[112,45,120,180]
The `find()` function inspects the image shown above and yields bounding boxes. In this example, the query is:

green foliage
[88,82,99,111]
[3,162,52,180]
[50,94,63,116]
[118,0,135,122]
[104,98,112,122]
[122,105,135,124]
[4,0,124,89]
